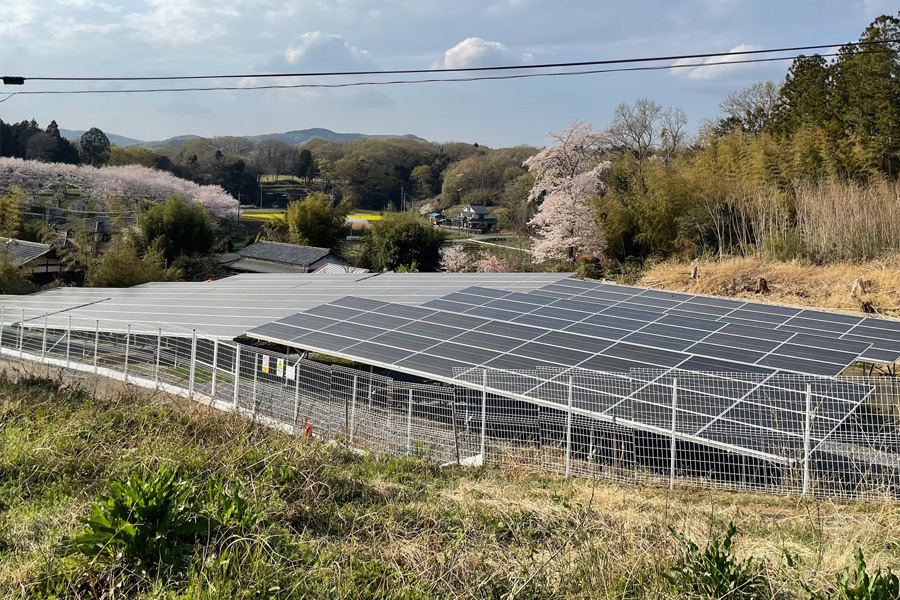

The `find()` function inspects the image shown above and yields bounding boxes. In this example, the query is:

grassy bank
[640,256,900,318]
[2,366,899,599]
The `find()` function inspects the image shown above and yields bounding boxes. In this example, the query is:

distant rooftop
[237,241,332,268]
[0,238,53,266]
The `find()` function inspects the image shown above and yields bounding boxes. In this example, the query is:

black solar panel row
[530,280,900,364]
[421,286,870,376]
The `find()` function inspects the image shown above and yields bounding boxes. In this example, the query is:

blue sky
[1,0,895,147]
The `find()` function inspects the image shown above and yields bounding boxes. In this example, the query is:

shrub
[833,549,899,600]
[664,521,770,599]
[64,468,260,576]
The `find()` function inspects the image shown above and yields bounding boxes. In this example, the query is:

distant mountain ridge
[63,127,426,150]
[60,129,144,148]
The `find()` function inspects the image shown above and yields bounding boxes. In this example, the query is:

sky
[0,0,896,147]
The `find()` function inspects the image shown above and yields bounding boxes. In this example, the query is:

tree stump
[755,277,769,294]
[860,300,876,314]
[689,260,700,280]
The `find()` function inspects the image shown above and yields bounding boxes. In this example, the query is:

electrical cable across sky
[1,39,896,103]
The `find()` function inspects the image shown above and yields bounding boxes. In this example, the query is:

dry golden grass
[640,255,900,318]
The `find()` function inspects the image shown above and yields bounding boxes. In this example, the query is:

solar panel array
[417,286,874,376]
[528,279,900,364]
[246,295,876,459]
[0,272,572,338]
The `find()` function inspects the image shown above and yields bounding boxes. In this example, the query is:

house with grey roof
[448,204,497,232]
[219,241,346,274]
[0,237,64,283]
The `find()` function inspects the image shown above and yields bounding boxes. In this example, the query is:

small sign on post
[261,355,270,374]
[276,358,284,377]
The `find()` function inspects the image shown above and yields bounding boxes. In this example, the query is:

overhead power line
[3,39,898,84]
[0,49,887,103]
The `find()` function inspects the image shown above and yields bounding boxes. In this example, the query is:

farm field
[2,366,899,599]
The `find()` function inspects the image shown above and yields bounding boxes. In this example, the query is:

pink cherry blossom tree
[440,244,471,272]
[472,250,509,273]
[0,157,238,220]
[524,122,611,262]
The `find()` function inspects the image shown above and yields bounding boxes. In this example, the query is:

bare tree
[659,107,689,165]
[610,98,663,161]
[256,139,297,177]
[210,136,255,156]
[718,81,781,133]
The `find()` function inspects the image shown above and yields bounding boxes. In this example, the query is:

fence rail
[1,313,898,502]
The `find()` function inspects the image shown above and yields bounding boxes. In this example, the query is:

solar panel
[419,286,871,376]
[528,280,900,364]
[0,272,573,339]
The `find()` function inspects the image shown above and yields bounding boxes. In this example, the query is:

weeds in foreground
[665,521,771,599]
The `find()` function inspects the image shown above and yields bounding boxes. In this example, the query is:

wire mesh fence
[1,311,899,501]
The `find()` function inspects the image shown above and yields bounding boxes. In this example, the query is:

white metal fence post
[233,344,241,409]
[93,320,99,373]
[155,329,162,387]
[480,369,488,462]
[65,316,71,369]
[210,338,219,402]
[123,325,131,382]
[292,359,301,429]
[803,382,812,497]
[188,329,197,397]
[41,315,48,360]
[670,377,678,490]
[565,375,574,478]
[251,352,258,416]
[348,374,358,443]
[407,388,414,456]
[19,309,25,358]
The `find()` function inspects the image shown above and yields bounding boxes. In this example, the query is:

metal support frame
[123,325,131,382]
[155,329,162,387]
[565,375,574,478]
[188,330,197,397]
[251,352,259,416]
[18,309,25,358]
[670,377,678,491]
[803,383,813,497]
[407,388,414,456]
[0,307,5,352]
[65,316,72,369]
[480,369,488,462]
[210,338,219,401]
[450,396,461,466]
[292,359,301,429]
[348,374,358,442]
[93,320,99,373]
[41,315,48,359]
[233,344,241,409]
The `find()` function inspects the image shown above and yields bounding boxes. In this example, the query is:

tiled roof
[226,257,309,274]
[238,241,331,267]
[463,204,491,215]
[0,237,53,266]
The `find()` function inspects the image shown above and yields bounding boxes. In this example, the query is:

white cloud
[672,44,763,81]
[123,0,241,45]
[283,32,375,70]
[434,37,531,69]
[0,0,38,36]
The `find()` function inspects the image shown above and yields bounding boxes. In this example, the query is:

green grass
[2,370,899,599]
